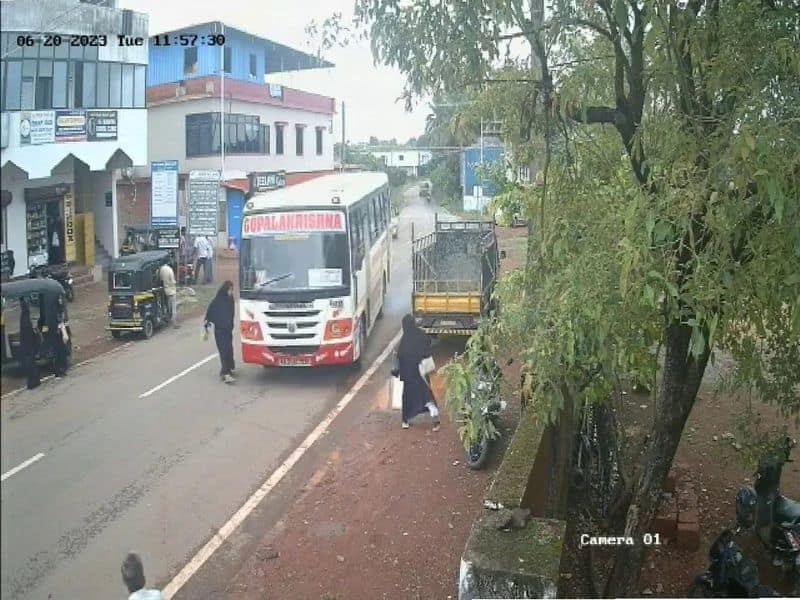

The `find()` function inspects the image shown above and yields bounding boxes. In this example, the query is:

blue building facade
[461,143,503,212]
[147,21,332,87]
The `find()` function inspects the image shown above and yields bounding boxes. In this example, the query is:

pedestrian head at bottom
[121,552,163,599]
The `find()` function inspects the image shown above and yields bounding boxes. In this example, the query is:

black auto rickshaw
[1,278,73,371]
[107,250,172,339]
[120,226,158,256]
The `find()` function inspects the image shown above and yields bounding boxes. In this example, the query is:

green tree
[349,0,800,594]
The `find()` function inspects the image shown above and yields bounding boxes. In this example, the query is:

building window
[398,154,404,161]
[223,47,232,73]
[21,60,36,109]
[72,62,84,108]
[275,124,284,155]
[109,62,121,107]
[186,112,268,157]
[134,65,145,107]
[262,125,270,154]
[96,62,109,106]
[83,62,96,108]
[295,125,304,156]
[249,53,257,78]
[184,47,198,74]
[121,63,134,108]
[35,60,54,109]
[4,60,22,110]
[316,127,323,156]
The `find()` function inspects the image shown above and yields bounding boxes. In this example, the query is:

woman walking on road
[392,313,440,430]
[19,299,41,389]
[204,280,236,383]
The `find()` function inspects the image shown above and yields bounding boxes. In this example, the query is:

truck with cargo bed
[411,215,501,335]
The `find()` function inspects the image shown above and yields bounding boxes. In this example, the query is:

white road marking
[138,354,218,399]
[161,329,403,599]
[1,452,45,482]
[1,342,135,400]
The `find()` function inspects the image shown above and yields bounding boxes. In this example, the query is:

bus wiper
[257,273,294,288]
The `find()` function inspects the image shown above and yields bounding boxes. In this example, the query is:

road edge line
[161,329,402,599]
[1,452,46,482]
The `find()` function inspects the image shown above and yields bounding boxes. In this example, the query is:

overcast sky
[119,0,430,143]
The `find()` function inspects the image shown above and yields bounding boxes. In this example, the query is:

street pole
[341,101,346,172]
[480,118,484,212]
[219,22,226,283]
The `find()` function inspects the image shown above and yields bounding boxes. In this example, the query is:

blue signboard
[151,160,179,229]
[461,146,503,197]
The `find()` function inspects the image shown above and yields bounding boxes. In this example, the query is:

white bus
[239,172,392,367]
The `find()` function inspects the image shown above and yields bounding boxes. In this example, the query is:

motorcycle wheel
[466,438,491,470]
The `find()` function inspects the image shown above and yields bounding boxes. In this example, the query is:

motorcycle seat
[775,494,800,527]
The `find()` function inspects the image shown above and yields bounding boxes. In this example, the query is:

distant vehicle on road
[239,172,392,368]
[106,250,173,340]
[420,181,431,202]
[411,215,502,336]
[390,204,399,239]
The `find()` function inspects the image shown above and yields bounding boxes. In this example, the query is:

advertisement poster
[157,228,179,249]
[87,110,118,141]
[19,111,56,145]
[63,189,76,263]
[151,161,179,229]
[187,170,221,236]
[55,110,87,142]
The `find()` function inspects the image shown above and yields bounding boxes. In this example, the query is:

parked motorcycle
[691,529,778,597]
[462,356,512,470]
[735,436,800,593]
[30,263,74,302]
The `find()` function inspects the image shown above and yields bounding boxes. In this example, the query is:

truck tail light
[240,320,263,341]
[324,318,353,340]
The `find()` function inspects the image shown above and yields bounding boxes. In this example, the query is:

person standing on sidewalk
[121,553,162,599]
[392,314,440,430]
[203,280,236,383]
[179,227,195,283]
[194,235,214,284]
[159,261,178,328]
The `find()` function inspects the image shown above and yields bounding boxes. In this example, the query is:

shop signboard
[248,171,286,195]
[55,110,87,142]
[63,189,76,263]
[20,111,56,145]
[187,170,221,237]
[151,160,179,230]
[87,110,118,141]
[157,228,179,250]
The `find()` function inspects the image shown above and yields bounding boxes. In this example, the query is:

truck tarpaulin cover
[242,211,346,236]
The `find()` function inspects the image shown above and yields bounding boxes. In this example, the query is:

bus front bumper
[242,341,354,367]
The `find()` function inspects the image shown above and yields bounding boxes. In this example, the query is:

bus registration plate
[279,357,311,367]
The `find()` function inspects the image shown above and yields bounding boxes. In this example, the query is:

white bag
[419,356,436,378]
[390,375,404,410]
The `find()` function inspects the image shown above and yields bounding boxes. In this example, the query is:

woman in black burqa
[393,314,440,430]
[204,280,236,383]
[19,299,41,389]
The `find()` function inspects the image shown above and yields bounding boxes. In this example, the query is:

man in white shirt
[194,235,213,284]
[159,261,178,328]
[121,553,162,600]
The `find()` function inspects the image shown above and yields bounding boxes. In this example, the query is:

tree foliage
[341,0,800,594]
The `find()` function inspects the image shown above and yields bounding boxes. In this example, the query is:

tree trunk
[603,321,710,597]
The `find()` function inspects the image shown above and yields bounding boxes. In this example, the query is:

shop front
[23,184,76,269]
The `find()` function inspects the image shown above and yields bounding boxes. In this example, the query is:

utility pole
[341,101,346,172]
[479,117,484,211]
[220,23,226,178]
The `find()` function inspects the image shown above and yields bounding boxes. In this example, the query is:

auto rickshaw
[1,278,73,371]
[107,250,172,339]
[120,226,158,256]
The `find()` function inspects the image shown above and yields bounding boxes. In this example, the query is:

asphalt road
[0,186,449,599]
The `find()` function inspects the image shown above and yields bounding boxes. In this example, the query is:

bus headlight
[324,318,353,340]
[240,320,264,341]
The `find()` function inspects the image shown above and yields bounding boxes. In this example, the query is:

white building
[1,0,148,278]
[369,150,432,177]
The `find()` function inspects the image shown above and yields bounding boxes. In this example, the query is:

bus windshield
[240,232,351,293]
